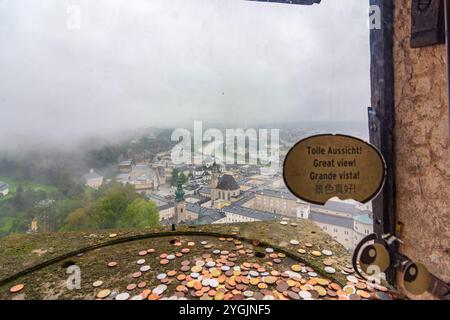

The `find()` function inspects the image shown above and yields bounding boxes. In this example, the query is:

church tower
[210,161,220,205]
[174,175,186,224]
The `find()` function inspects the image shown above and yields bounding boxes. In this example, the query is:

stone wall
[393,0,449,298]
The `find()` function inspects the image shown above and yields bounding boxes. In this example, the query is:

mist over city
[0,0,370,153]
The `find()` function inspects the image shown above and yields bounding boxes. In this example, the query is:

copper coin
[138,282,147,289]
[356,282,367,290]
[148,294,159,300]
[349,293,361,300]
[160,259,169,265]
[147,248,155,253]
[176,285,187,292]
[181,260,190,266]
[287,291,300,300]
[327,289,337,297]
[330,283,342,291]
[277,283,289,292]
[167,270,177,277]
[97,289,111,299]
[357,290,371,299]
[127,283,137,291]
[132,271,142,278]
[107,261,118,268]
[138,250,147,256]
[140,289,151,299]
[9,284,24,293]
[180,265,190,272]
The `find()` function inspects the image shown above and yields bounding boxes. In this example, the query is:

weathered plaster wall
[393,1,449,298]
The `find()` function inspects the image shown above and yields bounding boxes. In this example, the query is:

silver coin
[324,267,336,274]
[202,279,210,286]
[213,250,221,255]
[290,240,299,245]
[263,295,275,300]
[265,248,274,253]
[115,292,130,300]
[280,221,288,225]
[152,285,167,295]
[299,291,312,299]
[221,266,230,271]
[209,279,219,288]
[201,241,208,245]
[190,272,200,279]
[206,261,216,268]
[322,250,333,256]
[156,273,167,280]
[140,265,151,272]
[167,254,176,260]
[375,292,392,300]
[307,272,318,277]
[130,295,143,300]
[249,271,259,277]
[137,259,146,265]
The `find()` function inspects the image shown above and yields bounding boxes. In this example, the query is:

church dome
[216,174,239,191]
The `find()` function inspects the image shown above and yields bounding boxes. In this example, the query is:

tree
[63,208,92,231]
[117,198,159,229]
[90,183,140,229]
[12,185,26,210]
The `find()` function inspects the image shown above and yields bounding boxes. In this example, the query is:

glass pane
[0,0,381,301]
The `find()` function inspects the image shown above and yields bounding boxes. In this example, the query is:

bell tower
[210,161,220,205]
[174,175,186,224]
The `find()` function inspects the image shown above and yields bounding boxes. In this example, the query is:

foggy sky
[0,0,371,150]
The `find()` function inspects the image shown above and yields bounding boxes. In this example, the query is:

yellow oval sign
[283,134,386,205]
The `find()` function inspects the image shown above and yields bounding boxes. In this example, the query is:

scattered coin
[92,281,103,288]
[324,267,336,274]
[97,289,111,299]
[311,251,322,257]
[126,284,137,291]
[115,292,130,300]
[9,284,24,293]
[140,265,151,272]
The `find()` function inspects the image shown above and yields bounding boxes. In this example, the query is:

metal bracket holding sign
[411,0,446,48]
[369,0,398,286]
[352,233,450,300]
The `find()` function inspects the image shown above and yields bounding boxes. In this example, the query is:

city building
[116,162,159,194]
[210,162,241,207]
[118,160,135,173]
[82,169,103,189]
[0,181,9,196]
